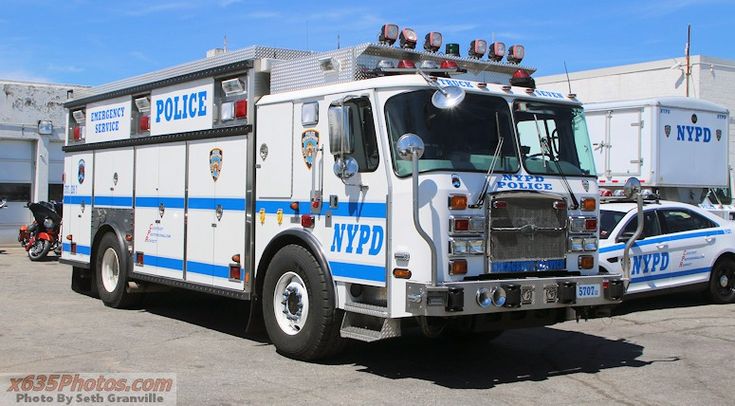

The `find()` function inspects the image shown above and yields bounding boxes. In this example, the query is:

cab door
[319,94,388,287]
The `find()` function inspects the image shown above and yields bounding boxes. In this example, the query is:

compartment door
[133,144,186,280]
[94,148,134,208]
[62,152,94,261]
[608,108,643,177]
[185,140,216,286]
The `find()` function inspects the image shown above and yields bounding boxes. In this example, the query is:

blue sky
[1,0,734,86]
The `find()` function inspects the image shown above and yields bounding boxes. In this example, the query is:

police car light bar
[507,45,525,64]
[221,78,245,96]
[468,39,487,59]
[379,24,399,46]
[399,28,418,49]
[423,32,443,52]
[488,42,506,62]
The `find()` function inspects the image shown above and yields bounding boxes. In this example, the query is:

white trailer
[60,26,624,360]
[585,97,732,215]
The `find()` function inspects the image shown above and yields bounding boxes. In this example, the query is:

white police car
[599,200,735,303]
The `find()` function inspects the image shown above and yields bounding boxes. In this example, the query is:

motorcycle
[18,201,63,261]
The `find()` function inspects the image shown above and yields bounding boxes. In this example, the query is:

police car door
[618,210,664,293]
[320,94,387,287]
[654,208,720,290]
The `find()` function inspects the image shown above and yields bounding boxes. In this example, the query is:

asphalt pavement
[1,246,734,405]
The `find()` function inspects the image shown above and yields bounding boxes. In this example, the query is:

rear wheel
[95,233,136,308]
[262,244,344,360]
[28,239,50,261]
[709,258,735,304]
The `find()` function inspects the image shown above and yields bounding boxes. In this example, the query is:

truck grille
[488,192,567,264]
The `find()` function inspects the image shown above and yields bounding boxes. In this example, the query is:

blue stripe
[62,243,91,255]
[329,261,385,283]
[186,260,233,279]
[63,195,92,205]
[144,255,184,271]
[599,229,726,254]
[632,267,710,283]
[94,196,133,207]
[135,196,186,209]
[188,197,246,211]
[256,200,387,219]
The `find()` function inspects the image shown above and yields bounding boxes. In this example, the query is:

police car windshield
[600,209,626,239]
[514,101,596,177]
[385,90,520,177]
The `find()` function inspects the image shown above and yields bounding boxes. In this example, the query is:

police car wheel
[95,233,135,308]
[709,258,735,304]
[262,244,344,360]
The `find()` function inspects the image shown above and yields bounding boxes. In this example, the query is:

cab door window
[345,97,379,172]
[657,209,717,234]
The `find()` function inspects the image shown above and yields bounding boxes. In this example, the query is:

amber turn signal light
[578,255,594,269]
[449,259,468,275]
[581,198,596,211]
[392,268,412,279]
[449,194,467,210]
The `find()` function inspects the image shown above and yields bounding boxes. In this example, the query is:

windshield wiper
[531,113,579,209]
[470,112,504,208]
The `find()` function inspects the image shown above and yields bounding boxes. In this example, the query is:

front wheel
[28,239,50,261]
[709,258,735,304]
[262,245,344,360]
[95,233,136,308]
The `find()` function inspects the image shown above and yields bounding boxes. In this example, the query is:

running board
[340,312,401,342]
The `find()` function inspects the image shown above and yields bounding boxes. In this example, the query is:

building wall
[537,55,735,187]
[0,80,86,244]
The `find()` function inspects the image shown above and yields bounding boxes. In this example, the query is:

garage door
[0,139,34,244]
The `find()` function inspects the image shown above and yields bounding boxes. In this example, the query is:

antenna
[337,33,340,49]
[564,61,575,98]
[685,24,691,97]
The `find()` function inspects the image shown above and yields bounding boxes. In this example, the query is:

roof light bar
[423,32,443,52]
[379,23,399,45]
[488,42,506,62]
[507,44,525,64]
[468,39,487,59]
[399,28,417,49]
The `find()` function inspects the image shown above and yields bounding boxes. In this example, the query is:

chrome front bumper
[405,273,624,317]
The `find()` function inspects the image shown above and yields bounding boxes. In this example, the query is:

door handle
[656,244,667,250]
[705,236,715,243]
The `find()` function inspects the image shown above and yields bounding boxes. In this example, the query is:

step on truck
[60,24,625,360]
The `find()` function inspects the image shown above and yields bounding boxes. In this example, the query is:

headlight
[449,239,485,256]
[449,239,468,255]
[43,218,54,229]
[569,237,583,252]
[583,238,598,251]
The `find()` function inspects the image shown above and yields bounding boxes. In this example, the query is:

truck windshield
[514,101,596,177]
[385,90,520,177]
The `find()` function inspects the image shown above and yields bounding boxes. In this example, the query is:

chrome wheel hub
[273,271,309,335]
[101,248,120,293]
[720,273,730,289]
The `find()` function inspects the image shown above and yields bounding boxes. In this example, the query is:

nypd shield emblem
[582,179,590,192]
[664,125,671,138]
[717,129,722,141]
[302,130,319,170]
[209,148,223,181]
[78,159,86,184]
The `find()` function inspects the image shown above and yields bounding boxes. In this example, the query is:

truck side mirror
[328,104,354,156]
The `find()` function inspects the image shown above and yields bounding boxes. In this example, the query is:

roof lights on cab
[507,45,525,64]
[488,42,506,62]
[445,43,460,57]
[510,69,536,89]
[468,39,487,59]
[399,28,418,49]
[378,24,399,45]
[423,32,443,52]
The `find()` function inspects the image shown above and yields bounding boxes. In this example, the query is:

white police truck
[60,25,625,360]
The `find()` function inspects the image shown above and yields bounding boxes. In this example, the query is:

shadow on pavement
[324,327,672,389]
[613,290,710,316]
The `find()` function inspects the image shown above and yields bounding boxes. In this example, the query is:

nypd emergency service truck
[60,25,625,360]
[586,97,731,213]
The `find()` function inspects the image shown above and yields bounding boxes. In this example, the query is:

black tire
[71,266,98,298]
[28,239,51,261]
[95,233,136,308]
[709,258,735,304]
[262,244,344,360]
